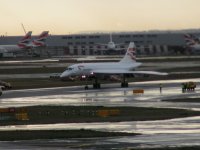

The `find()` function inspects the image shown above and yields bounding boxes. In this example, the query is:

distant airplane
[31,31,49,48]
[0,31,32,53]
[184,34,200,53]
[60,42,168,88]
[96,33,125,51]
[26,31,50,57]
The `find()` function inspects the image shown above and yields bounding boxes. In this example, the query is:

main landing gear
[93,77,101,89]
[92,75,129,89]
[87,74,129,89]
[83,76,101,90]
[121,74,128,88]
[84,85,89,90]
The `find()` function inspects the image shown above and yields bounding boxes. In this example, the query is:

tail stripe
[38,32,49,39]
[20,31,32,42]
[119,42,136,63]
[17,31,32,49]
[32,31,49,47]
[127,47,136,60]
[184,34,198,47]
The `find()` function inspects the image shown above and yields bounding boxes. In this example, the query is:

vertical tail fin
[17,31,32,49]
[32,31,49,47]
[37,31,49,40]
[120,42,136,63]
[184,34,197,47]
[19,31,32,42]
[109,33,113,42]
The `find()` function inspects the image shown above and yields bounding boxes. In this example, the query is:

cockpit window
[66,67,73,70]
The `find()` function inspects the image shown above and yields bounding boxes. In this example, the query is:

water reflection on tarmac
[1,116,200,149]
[1,78,200,110]
[0,78,200,149]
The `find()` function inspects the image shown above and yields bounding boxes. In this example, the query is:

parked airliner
[96,33,125,51]
[60,42,168,88]
[0,31,32,53]
[31,31,49,48]
[184,34,200,52]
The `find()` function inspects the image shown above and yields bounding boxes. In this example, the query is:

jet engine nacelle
[108,42,116,50]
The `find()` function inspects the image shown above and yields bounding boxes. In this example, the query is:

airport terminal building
[0,30,200,57]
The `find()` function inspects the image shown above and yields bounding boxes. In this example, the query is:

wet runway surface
[1,116,200,149]
[1,78,200,109]
[0,78,200,149]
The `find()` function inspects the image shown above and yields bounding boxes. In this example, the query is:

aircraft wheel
[93,83,97,89]
[121,82,124,87]
[121,82,128,88]
[85,85,89,90]
[97,83,101,89]
[0,88,2,96]
[93,83,101,89]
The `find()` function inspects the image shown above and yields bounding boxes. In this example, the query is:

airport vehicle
[96,33,125,51]
[0,31,32,53]
[50,73,61,79]
[0,80,12,90]
[60,42,168,88]
[184,34,200,53]
[182,81,196,92]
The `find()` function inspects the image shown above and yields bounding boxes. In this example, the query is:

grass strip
[130,147,200,150]
[1,106,200,126]
[163,98,200,103]
[0,129,138,141]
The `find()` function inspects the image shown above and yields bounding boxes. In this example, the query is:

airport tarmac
[0,57,200,149]
[1,78,200,109]
[1,71,200,79]
[0,78,200,149]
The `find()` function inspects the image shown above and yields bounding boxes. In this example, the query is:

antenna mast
[21,23,27,34]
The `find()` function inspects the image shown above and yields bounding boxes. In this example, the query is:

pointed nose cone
[60,71,70,80]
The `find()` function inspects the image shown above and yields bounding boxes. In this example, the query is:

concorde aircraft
[60,42,168,88]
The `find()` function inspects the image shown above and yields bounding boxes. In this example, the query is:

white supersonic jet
[60,42,168,88]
